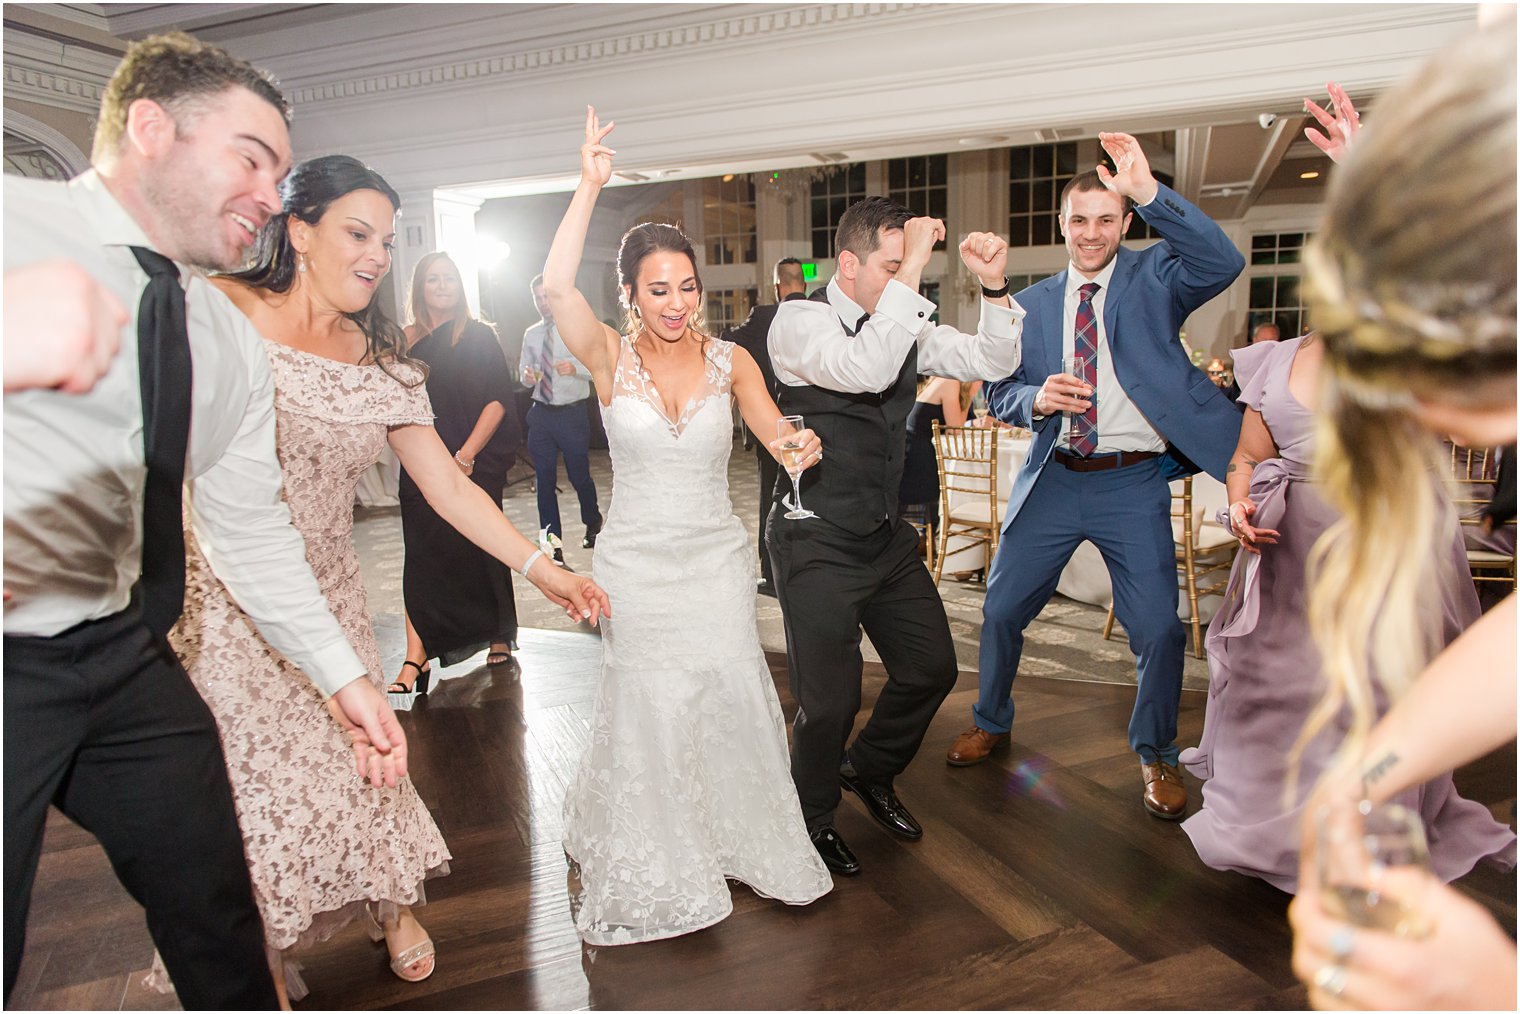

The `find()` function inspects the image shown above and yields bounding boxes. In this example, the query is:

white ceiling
[6,3,1479,212]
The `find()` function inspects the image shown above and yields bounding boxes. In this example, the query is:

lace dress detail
[153,342,451,997]
[562,336,831,946]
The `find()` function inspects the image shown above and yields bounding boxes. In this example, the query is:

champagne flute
[1315,801,1433,937]
[971,389,990,425]
[1062,355,1091,414]
[777,415,816,520]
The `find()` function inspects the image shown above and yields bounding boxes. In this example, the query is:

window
[702,175,757,266]
[809,162,867,260]
[887,155,948,249]
[704,287,758,337]
[1247,231,1310,337]
[1250,231,1305,266]
[1248,231,1310,337]
[1008,142,1078,248]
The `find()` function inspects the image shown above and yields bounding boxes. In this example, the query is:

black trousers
[766,514,958,830]
[4,603,277,1008]
[754,444,780,584]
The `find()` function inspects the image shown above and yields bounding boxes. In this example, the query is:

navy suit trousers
[976,458,1185,764]
[526,400,601,540]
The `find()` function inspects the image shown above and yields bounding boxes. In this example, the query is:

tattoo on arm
[1227,463,1237,474]
[1361,751,1400,788]
[1243,457,1259,469]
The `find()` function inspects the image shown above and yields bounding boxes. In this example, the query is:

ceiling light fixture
[1299,170,1321,180]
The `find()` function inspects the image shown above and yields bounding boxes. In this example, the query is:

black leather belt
[1052,449,1162,472]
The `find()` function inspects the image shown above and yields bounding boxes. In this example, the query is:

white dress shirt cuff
[979,296,1026,337]
[299,640,371,699]
[874,279,936,335]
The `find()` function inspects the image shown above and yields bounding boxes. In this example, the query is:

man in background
[722,256,808,596]
[520,273,603,560]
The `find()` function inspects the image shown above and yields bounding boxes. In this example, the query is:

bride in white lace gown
[545,109,833,945]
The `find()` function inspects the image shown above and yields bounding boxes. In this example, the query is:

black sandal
[486,646,512,666]
[389,660,431,695]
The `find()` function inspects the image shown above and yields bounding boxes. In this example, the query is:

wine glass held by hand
[772,415,822,520]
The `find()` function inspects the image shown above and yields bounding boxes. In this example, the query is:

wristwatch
[980,276,1010,299]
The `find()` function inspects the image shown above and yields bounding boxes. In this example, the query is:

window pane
[888,160,906,190]
[1010,182,1030,214]
[1055,142,1078,176]
[1033,145,1053,176]
[1249,276,1275,307]
[1033,179,1054,212]
[1010,147,1031,179]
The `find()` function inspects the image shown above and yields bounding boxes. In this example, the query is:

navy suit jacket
[987,182,1245,531]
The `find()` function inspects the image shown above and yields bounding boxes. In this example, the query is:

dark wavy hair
[615,222,709,341]
[227,154,418,384]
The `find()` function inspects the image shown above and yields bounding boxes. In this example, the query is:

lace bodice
[602,336,736,529]
[264,341,431,578]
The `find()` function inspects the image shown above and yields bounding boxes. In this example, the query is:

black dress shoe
[551,547,566,565]
[840,764,923,841]
[756,579,777,598]
[809,826,860,875]
[582,514,604,549]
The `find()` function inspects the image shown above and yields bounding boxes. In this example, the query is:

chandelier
[760,162,846,205]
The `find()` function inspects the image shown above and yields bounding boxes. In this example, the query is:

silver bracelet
[517,548,545,578]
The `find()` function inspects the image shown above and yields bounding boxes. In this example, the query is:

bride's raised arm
[541,106,623,404]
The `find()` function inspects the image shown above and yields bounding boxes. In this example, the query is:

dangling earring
[298,252,307,273]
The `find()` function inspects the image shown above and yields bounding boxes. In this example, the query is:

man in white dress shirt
[521,273,603,559]
[766,196,1023,874]
[3,33,405,1008]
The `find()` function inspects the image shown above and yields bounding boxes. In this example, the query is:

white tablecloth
[942,434,1233,622]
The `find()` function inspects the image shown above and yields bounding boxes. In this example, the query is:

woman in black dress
[898,377,974,539]
[391,252,521,692]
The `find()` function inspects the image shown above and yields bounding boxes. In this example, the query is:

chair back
[1445,444,1516,587]
[931,422,1001,583]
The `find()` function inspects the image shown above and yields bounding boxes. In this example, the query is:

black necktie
[849,312,870,336]
[130,247,193,638]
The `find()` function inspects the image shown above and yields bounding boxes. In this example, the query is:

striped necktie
[1070,282,1100,456]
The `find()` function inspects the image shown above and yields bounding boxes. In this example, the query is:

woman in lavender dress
[1178,334,1515,892]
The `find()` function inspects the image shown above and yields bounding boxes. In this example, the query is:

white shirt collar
[1064,255,1118,299]
[826,276,867,329]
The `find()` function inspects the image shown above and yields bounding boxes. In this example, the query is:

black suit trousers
[3,603,277,1008]
[766,514,958,830]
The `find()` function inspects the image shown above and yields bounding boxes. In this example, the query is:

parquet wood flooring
[11,627,1514,1010]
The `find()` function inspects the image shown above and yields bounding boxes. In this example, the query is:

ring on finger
[1313,963,1348,998]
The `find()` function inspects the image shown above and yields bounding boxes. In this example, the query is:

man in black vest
[766,197,1023,874]
[722,256,808,596]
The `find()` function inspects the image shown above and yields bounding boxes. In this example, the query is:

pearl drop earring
[298,253,307,273]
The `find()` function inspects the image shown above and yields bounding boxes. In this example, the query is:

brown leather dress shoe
[1141,761,1188,820]
[947,726,1008,766]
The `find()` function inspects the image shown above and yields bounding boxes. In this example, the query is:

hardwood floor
[11,628,1515,1010]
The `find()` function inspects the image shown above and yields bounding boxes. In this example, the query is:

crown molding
[264,3,933,106]
[3,25,119,113]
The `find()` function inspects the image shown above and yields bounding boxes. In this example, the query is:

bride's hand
[528,558,611,626]
[768,427,823,472]
[581,105,616,189]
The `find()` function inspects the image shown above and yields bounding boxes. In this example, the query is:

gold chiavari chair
[1102,476,1238,659]
[1446,444,1518,588]
[931,422,1001,585]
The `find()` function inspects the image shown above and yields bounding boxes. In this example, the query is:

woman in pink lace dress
[166,156,608,1004]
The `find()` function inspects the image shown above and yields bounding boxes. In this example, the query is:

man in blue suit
[945,132,1244,821]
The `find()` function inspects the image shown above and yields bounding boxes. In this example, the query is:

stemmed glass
[1315,801,1433,937]
[1062,355,1090,410]
[971,389,990,425]
[777,415,816,520]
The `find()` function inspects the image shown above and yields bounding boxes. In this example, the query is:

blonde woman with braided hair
[1287,22,1519,1011]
